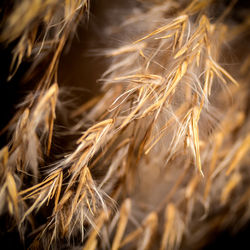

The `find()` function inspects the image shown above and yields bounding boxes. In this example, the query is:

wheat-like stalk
[0,0,250,249]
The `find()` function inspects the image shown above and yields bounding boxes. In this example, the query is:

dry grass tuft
[0,0,250,249]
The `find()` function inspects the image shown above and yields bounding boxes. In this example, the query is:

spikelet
[1,0,89,83]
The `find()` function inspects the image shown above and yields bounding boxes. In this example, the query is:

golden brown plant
[0,0,250,249]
